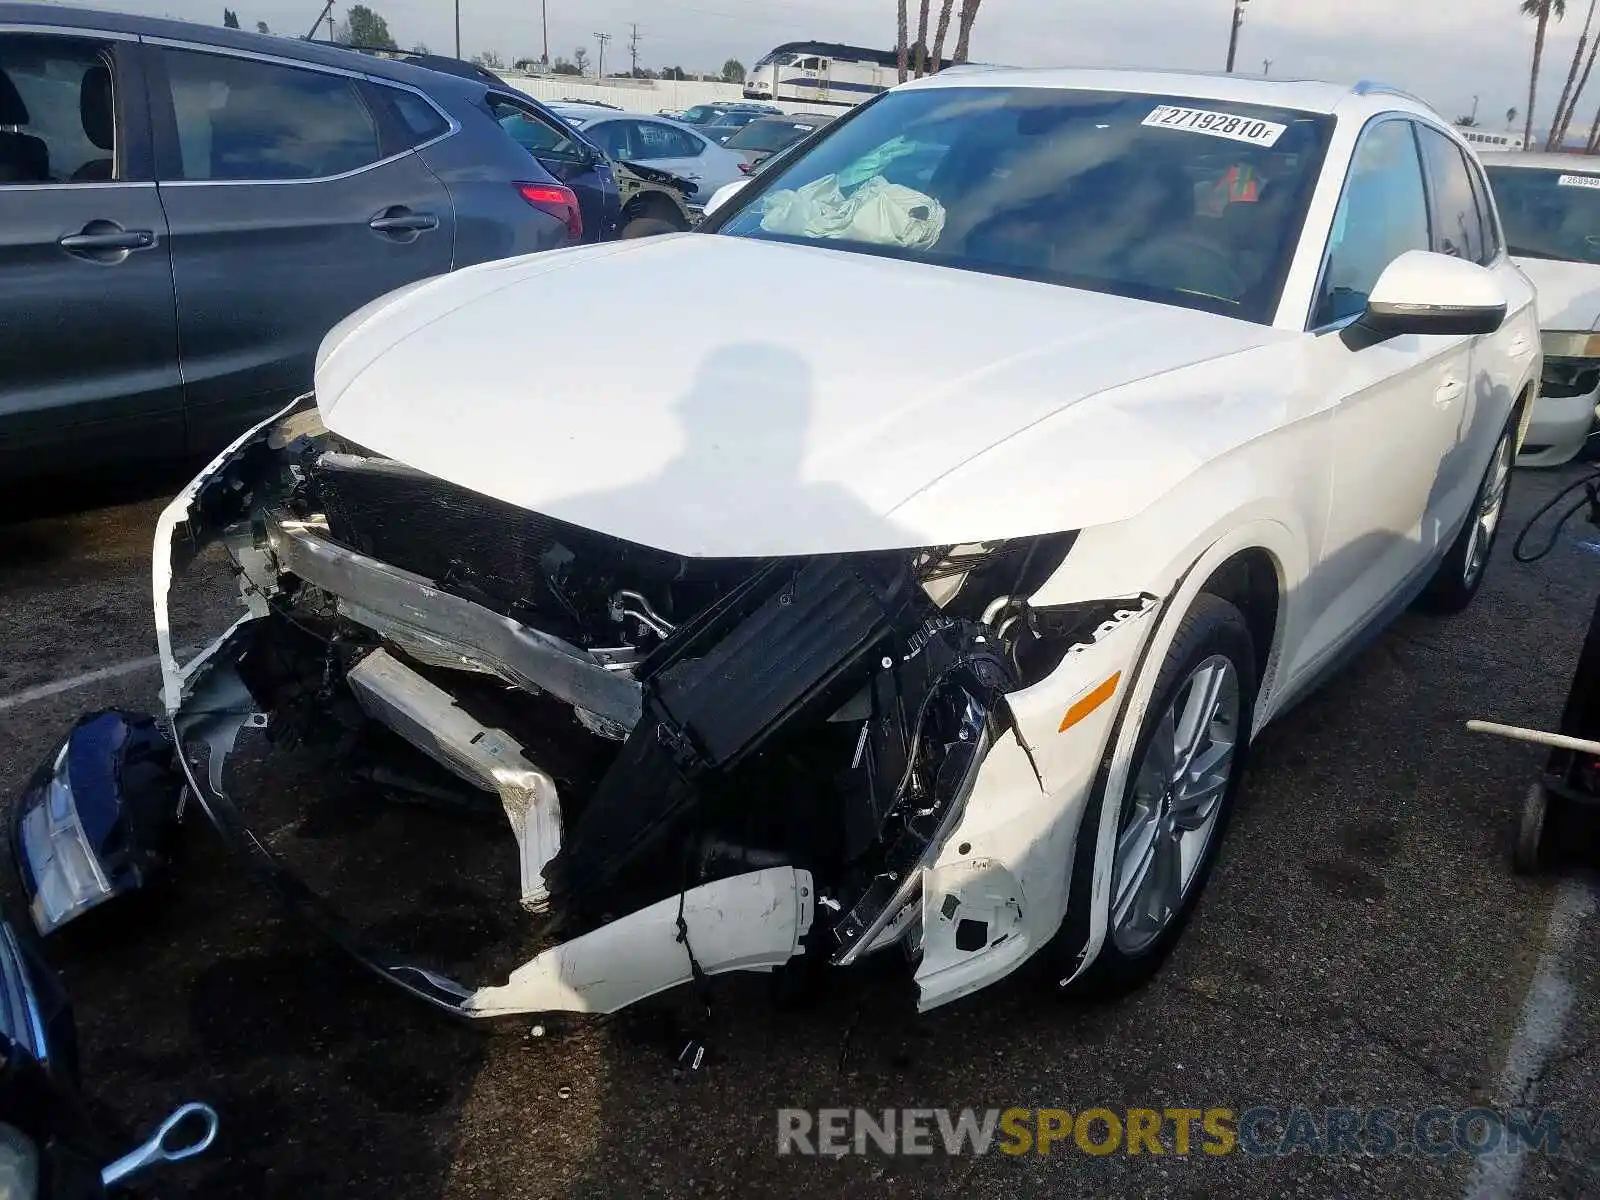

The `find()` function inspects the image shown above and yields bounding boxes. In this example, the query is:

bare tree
[931,0,955,71]
[897,0,909,82]
[953,0,983,64]
[1551,0,1600,146]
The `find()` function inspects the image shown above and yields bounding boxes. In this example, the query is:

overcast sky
[74,0,1599,132]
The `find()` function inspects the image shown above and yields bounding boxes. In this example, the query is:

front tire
[1418,411,1517,614]
[1057,594,1258,1000]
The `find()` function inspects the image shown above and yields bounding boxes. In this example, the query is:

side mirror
[1361,249,1508,338]
[704,178,750,217]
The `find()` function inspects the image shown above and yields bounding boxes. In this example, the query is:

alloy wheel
[1110,654,1240,955]
[1463,429,1513,590]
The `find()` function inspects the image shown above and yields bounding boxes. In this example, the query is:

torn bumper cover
[152,397,1157,1017]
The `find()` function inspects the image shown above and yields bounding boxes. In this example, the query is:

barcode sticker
[1558,173,1600,189]
[1142,105,1287,147]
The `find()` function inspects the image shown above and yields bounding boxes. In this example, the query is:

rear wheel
[1418,412,1517,614]
[1057,594,1257,1000]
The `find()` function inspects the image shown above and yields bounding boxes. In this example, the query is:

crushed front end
[152,397,1156,1017]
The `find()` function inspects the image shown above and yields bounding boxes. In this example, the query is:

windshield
[727,119,823,153]
[711,87,1332,322]
[681,105,724,123]
[1486,166,1600,264]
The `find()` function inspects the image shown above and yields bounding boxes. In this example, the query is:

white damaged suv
[137,70,1537,1019]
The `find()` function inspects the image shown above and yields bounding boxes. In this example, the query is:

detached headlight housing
[11,712,185,937]
[16,747,113,935]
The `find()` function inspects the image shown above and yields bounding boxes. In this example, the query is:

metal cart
[1470,592,1600,873]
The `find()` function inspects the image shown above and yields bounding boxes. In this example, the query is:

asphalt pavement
[1,469,1597,1199]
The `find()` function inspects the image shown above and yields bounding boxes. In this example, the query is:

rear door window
[155,48,382,181]
[634,121,701,159]
[1416,125,1488,264]
[0,33,123,182]
[1465,155,1503,261]
[490,94,587,161]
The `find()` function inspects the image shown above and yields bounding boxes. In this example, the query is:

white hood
[1513,255,1600,331]
[315,234,1291,557]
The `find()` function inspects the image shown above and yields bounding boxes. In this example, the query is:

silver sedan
[550,103,747,208]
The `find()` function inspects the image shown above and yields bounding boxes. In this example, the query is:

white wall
[499,74,823,117]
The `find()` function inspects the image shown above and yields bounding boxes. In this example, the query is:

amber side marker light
[1059,671,1122,733]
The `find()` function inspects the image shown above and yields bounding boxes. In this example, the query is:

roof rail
[1351,79,1430,106]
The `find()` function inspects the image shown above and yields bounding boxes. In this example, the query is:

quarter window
[157,48,382,181]
[387,88,449,146]
[0,34,119,183]
[1417,126,1487,264]
[1314,120,1431,327]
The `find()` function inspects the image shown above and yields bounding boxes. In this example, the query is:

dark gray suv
[0,4,601,483]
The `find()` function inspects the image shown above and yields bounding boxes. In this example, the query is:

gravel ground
[0,467,1597,1199]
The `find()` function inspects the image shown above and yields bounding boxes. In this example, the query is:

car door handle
[1435,377,1465,408]
[58,225,155,260]
[369,211,439,235]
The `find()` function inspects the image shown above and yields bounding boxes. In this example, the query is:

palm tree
[1523,0,1568,150]
[953,0,983,63]
[931,0,955,70]
[914,0,932,76]
[1550,0,1597,146]
[897,0,909,82]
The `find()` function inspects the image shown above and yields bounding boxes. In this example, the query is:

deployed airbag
[760,173,946,250]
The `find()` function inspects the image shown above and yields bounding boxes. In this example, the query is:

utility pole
[628,23,641,77]
[593,30,610,78]
[1225,0,1248,73]
[454,0,460,58]
[1470,94,1481,123]
[541,0,548,65]
[1262,58,1271,76]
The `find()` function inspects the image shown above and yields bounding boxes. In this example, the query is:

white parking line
[1462,877,1598,1200]
[0,653,170,713]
